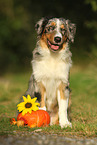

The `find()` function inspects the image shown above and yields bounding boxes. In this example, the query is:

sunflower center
[25,102,32,108]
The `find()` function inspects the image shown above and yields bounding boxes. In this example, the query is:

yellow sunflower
[17,95,40,116]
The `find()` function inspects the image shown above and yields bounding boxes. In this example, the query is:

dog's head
[35,17,76,52]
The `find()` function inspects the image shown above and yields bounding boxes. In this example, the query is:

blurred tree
[84,0,97,58]
[0,0,34,72]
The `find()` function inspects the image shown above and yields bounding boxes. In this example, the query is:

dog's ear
[35,18,45,35]
[66,20,76,43]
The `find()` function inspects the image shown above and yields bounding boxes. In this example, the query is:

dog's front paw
[60,120,72,128]
[39,106,46,111]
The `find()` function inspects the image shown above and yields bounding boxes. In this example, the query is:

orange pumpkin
[17,110,50,128]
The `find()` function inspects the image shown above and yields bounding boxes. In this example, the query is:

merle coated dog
[25,17,76,128]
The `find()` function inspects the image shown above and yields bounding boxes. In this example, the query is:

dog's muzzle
[47,36,62,51]
[47,40,60,51]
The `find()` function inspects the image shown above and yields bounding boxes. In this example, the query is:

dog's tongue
[51,44,59,50]
[48,41,59,50]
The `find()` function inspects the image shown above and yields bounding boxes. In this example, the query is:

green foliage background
[0,0,97,73]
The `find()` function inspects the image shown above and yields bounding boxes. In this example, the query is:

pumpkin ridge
[44,111,47,126]
[37,111,39,126]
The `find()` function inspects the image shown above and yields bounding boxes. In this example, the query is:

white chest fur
[32,49,71,84]
[32,48,72,107]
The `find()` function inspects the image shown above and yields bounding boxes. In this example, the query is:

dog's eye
[50,26,55,30]
[60,28,66,35]
[47,26,55,32]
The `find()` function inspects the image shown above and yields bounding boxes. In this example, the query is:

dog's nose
[54,37,61,43]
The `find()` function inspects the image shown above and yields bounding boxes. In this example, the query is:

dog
[25,17,76,128]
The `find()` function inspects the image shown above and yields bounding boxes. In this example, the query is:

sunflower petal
[17,102,25,107]
[35,102,40,106]
[32,105,39,111]
[27,95,32,101]
[17,107,23,112]
[18,109,23,112]
[25,109,29,114]
[17,106,25,112]
[23,96,27,102]
[22,110,27,116]
[31,97,37,103]
[29,109,32,114]
[34,107,39,111]
[17,95,40,114]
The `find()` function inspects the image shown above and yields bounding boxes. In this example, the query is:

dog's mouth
[47,39,60,51]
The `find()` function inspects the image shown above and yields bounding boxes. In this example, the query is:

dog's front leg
[57,83,72,128]
[39,82,46,111]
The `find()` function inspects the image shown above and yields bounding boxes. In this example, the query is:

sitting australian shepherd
[25,17,76,128]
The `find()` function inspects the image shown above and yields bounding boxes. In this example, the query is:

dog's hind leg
[50,111,59,126]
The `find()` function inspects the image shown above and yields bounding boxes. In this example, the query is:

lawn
[0,65,97,138]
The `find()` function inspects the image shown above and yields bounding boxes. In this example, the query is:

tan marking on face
[40,31,56,49]
[51,21,56,26]
[60,24,65,29]
[40,34,48,49]
[47,21,56,29]
[46,32,55,43]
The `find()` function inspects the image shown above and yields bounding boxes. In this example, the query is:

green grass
[0,65,97,138]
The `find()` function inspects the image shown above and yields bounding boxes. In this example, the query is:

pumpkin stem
[10,118,25,127]
[10,118,17,125]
